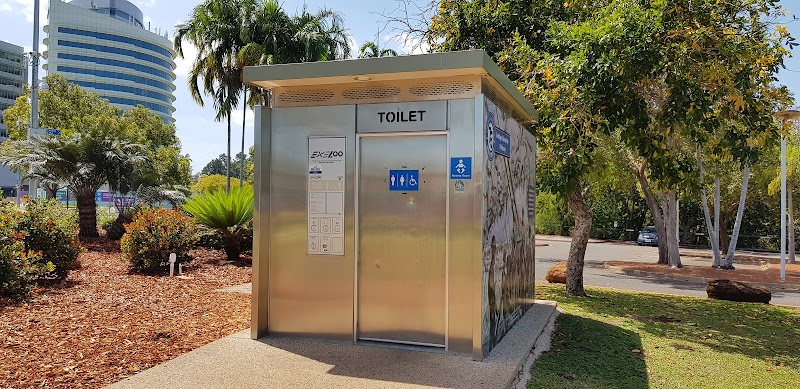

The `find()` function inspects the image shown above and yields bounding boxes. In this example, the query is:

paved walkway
[535,235,800,307]
[108,303,558,389]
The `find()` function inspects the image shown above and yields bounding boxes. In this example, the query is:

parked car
[637,226,659,246]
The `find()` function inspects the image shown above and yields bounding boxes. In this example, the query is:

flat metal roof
[243,50,537,122]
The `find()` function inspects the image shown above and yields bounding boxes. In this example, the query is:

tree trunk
[222,231,241,261]
[697,150,722,267]
[240,88,247,188]
[76,190,99,238]
[724,165,750,268]
[719,214,730,257]
[714,176,721,260]
[633,163,668,264]
[44,184,58,199]
[226,114,232,194]
[566,186,591,297]
[664,191,682,268]
[789,181,796,264]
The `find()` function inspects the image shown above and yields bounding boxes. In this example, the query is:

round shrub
[121,207,198,271]
[0,201,47,298]
[17,199,82,280]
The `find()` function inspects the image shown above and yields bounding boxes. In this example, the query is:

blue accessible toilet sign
[389,170,419,191]
[450,157,472,179]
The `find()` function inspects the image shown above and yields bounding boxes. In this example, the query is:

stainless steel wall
[262,105,357,340]
[251,107,270,339]
[251,98,515,359]
[446,98,478,355]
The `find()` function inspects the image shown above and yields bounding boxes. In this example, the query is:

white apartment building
[44,0,177,123]
[0,40,26,195]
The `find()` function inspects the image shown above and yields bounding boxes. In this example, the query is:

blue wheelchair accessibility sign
[450,157,472,179]
[389,170,419,191]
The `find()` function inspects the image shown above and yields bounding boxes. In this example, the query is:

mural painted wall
[481,97,537,356]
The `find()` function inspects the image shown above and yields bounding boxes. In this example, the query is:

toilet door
[357,134,447,346]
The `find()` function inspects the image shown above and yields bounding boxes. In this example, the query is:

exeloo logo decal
[310,150,344,158]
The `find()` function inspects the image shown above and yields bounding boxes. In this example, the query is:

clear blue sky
[1,0,799,173]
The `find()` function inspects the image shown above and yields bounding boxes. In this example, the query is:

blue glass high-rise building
[44,0,176,123]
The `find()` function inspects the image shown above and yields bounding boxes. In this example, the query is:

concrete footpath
[108,302,558,389]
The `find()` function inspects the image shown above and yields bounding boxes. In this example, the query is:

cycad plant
[184,186,254,260]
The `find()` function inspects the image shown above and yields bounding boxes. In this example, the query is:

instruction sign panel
[389,170,419,191]
[486,112,512,159]
[450,157,472,179]
[494,128,511,158]
[307,137,345,255]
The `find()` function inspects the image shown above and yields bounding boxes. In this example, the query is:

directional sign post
[389,170,420,191]
[45,129,61,136]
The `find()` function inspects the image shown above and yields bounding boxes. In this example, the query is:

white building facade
[45,0,177,123]
[0,40,26,195]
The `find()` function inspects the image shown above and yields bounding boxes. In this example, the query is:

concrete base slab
[107,301,557,389]
[215,283,252,294]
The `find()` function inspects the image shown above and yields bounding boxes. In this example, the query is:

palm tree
[175,0,246,194]
[358,41,398,58]
[0,117,144,238]
[235,2,352,184]
[176,1,353,193]
[287,6,352,62]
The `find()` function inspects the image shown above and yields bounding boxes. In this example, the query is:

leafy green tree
[428,0,791,292]
[0,116,144,238]
[201,153,229,176]
[193,174,249,194]
[201,151,252,180]
[1,74,191,204]
[1,75,191,238]
[430,0,655,295]
[358,41,398,58]
[2,75,118,140]
[2,75,124,198]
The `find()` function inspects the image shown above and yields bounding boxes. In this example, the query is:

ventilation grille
[271,76,482,107]
[410,80,476,97]
[342,85,401,100]
[278,89,335,104]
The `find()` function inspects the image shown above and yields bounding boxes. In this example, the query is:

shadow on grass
[536,284,800,369]
[530,314,648,389]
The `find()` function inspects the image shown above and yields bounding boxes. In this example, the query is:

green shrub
[121,207,198,271]
[98,208,118,232]
[184,186,254,261]
[196,225,223,249]
[18,199,82,280]
[0,201,49,298]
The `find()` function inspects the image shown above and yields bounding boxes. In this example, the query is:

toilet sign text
[377,110,426,123]
[357,101,447,132]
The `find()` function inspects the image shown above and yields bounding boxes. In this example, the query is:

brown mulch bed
[680,250,783,264]
[607,261,800,286]
[0,241,252,388]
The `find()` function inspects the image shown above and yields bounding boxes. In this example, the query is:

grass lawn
[530,284,800,389]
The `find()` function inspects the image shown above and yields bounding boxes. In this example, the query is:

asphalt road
[535,236,800,307]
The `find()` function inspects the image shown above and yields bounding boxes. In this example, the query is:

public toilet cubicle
[244,50,538,361]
